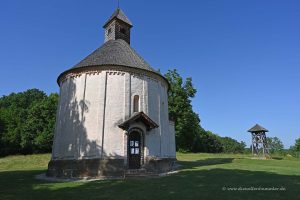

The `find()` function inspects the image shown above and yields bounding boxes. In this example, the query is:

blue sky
[0,0,299,148]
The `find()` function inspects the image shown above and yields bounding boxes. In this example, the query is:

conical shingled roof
[103,8,133,28]
[57,9,169,87]
[72,39,157,73]
[248,124,269,133]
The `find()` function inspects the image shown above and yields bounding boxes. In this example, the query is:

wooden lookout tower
[248,124,270,158]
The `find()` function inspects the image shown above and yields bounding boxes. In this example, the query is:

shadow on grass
[178,158,235,170]
[272,157,284,161]
[0,158,299,200]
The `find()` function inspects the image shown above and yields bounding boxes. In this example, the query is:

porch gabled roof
[118,112,159,131]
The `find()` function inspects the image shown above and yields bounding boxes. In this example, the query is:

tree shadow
[49,75,123,178]
[53,76,99,159]
[178,158,235,170]
[272,157,284,161]
[1,167,300,200]
[1,157,299,200]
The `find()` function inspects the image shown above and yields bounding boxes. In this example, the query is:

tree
[201,131,223,153]
[0,89,46,155]
[267,137,284,154]
[21,93,58,153]
[165,69,201,151]
[0,89,58,156]
[295,138,300,151]
[219,137,246,153]
[289,138,300,157]
[0,115,5,154]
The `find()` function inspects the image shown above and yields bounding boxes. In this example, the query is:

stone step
[125,169,159,179]
[125,169,147,174]
[125,173,159,179]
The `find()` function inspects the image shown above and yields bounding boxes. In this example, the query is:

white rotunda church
[47,8,176,178]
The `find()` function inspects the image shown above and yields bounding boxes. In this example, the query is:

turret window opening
[120,27,126,34]
[107,28,112,35]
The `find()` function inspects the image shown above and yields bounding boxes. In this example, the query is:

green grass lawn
[0,153,299,200]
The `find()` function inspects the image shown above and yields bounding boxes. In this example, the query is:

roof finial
[117,0,120,8]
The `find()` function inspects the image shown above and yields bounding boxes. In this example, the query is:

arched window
[133,95,140,113]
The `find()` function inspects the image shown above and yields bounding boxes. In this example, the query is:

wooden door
[128,131,141,169]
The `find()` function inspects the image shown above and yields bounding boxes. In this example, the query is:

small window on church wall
[133,95,139,113]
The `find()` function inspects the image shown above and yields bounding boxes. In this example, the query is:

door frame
[127,128,144,169]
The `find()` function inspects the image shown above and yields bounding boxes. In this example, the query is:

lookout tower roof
[248,124,269,133]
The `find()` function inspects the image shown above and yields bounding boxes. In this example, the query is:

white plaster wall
[52,68,176,161]
[124,73,131,120]
[52,85,62,159]
[130,74,145,113]
[55,77,84,159]
[103,72,125,158]
[146,78,176,158]
[56,79,69,159]
[146,79,161,157]
[80,73,103,158]
[162,84,176,158]
[169,121,176,158]
[160,83,170,157]
[71,75,86,159]
[63,78,78,159]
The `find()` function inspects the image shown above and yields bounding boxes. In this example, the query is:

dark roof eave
[248,130,269,133]
[57,64,171,90]
[103,18,133,28]
[248,124,269,133]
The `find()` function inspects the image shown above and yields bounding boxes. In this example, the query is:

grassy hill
[0,153,299,200]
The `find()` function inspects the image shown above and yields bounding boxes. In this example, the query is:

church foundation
[46,158,177,179]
